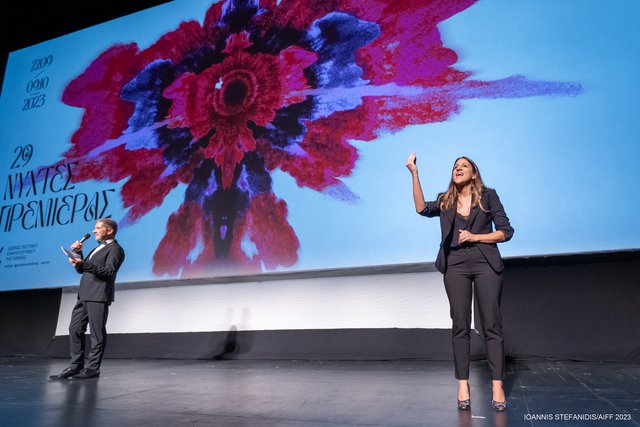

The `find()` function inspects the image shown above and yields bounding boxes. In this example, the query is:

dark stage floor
[0,357,638,427]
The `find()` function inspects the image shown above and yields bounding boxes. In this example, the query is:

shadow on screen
[211,307,253,360]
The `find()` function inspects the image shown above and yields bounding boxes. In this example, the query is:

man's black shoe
[49,367,82,380]
[70,368,100,379]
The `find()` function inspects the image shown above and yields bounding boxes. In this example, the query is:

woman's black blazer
[419,188,514,274]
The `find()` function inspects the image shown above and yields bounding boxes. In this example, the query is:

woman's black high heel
[491,383,507,412]
[457,384,470,410]
[491,399,507,412]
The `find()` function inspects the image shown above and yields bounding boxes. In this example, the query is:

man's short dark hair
[97,218,118,235]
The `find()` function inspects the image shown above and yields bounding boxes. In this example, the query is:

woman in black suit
[406,153,514,412]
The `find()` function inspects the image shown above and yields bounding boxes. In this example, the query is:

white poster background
[55,271,452,335]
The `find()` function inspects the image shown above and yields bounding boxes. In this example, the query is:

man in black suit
[50,218,125,380]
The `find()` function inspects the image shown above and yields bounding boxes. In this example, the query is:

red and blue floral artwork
[60,0,581,277]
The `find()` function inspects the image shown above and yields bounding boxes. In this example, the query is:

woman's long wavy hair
[437,156,487,212]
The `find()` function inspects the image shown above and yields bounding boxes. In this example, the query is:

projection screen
[1,0,638,291]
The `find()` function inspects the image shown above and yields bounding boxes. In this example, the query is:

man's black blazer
[75,240,125,303]
[419,188,514,274]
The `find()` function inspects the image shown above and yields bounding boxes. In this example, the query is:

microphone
[69,233,91,254]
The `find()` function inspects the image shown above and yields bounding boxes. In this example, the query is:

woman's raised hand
[406,152,418,173]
